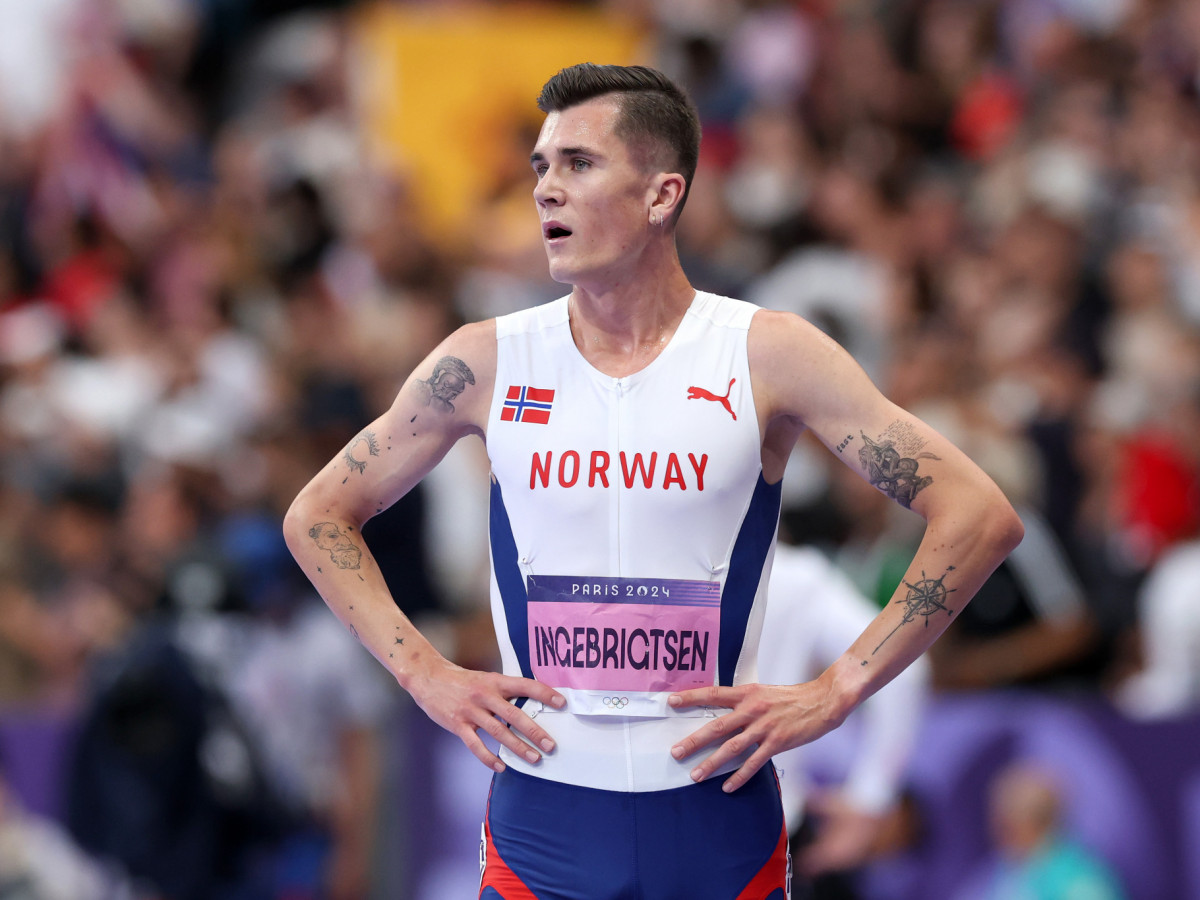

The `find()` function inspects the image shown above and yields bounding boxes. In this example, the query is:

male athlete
[283,63,1023,899]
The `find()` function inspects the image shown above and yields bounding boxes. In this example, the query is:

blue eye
[572,158,590,171]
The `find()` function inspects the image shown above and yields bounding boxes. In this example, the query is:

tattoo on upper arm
[343,429,380,475]
[308,522,363,569]
[872,565,958,655]
[415,356,475,413]
[858,421,940,508]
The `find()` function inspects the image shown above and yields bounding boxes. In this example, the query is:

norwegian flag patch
[501,385,555,424]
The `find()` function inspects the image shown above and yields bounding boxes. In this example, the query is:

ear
[647,172,687,227]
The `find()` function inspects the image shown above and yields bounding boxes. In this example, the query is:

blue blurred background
[0,1,1198,898]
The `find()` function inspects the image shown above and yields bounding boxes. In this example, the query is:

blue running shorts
[479,764,790,900]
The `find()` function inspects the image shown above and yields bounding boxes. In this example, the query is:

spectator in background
[1114,383,1200,718]
[759,541,929,898]
[954,761,1127,900]
[1115,528,1200,719]
[0,746,143,900]
[215,580,393,900]
[62,576,282,900]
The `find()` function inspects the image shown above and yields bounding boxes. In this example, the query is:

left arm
[670,310,1024,791]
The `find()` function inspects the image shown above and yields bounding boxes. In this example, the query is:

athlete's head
[536,63,701,223]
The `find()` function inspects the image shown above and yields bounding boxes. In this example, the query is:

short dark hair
[537,63,701,220]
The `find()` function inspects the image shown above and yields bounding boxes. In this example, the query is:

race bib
[526,574,720,716]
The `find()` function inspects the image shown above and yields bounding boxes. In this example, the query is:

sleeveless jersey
[485,291,781,792]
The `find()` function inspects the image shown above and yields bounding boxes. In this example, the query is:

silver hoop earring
[654,214,663,226]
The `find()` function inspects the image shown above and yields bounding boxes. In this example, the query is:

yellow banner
[355,3,643,242]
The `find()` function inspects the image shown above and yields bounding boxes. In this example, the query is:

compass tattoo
[343,429,380,474]
[416,356,475,413]
[873,565,958,655]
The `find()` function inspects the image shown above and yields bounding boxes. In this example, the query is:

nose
[534,169,563,208]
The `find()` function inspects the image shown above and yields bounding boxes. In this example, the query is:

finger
[474,708,545,765]
[456,724,506,773]
[720,745,773,793]
[484,695,558,755]
[497,674,566,710]
[668,684,742,710]
[683,724,759,784]
[670,710,747,762]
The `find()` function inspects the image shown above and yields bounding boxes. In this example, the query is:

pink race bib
[527,575,720,714]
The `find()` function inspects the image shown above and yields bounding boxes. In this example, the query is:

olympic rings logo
[602,696,630,709]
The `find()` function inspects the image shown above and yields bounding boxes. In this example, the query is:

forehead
[533,96,625,155]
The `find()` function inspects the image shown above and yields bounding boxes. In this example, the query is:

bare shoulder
[747,308,876,426]
[400,318,498,439]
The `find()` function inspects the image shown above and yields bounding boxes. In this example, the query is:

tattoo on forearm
[872,565,958,655]
[343,429,380,475]
[858,422,940,508]
[308,522,363,569]
[415,356,475,413]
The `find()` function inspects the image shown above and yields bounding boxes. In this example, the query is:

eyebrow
[530,145,602,165]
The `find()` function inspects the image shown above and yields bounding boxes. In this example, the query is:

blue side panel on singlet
[719,474,782,686]
[490,478,533,680]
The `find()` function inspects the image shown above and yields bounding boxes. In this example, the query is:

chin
[545,259,580,285]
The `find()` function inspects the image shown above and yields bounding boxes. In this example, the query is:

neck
[567,265,695,377]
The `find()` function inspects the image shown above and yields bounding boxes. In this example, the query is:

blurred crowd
[1,0,1199,898]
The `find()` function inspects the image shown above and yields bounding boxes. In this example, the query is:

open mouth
[544,225,572,240]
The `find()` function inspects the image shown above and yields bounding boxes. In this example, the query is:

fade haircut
[536,63,702,221]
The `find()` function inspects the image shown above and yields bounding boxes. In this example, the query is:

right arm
[282,320,564,772]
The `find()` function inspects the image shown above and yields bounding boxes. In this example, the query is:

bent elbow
[282,487,326,558]
[282,497,308,556]
[988,494,1025,559]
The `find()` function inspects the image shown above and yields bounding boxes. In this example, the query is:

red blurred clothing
[1118,432,1200,563]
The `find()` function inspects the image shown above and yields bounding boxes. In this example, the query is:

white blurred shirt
[758,544,929,831]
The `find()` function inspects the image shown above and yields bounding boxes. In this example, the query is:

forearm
[819,503,1023,718]
[282,492,442,689]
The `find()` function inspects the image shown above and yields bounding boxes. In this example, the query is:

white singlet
[485,291,781,792]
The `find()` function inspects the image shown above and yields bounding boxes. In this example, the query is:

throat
[567,290,696,378]
[573,324,677,379]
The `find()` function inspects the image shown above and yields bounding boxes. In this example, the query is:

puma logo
[687,378,737,421]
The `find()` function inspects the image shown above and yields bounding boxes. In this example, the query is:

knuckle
[742,694,769,716]
[465,685,488,705]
